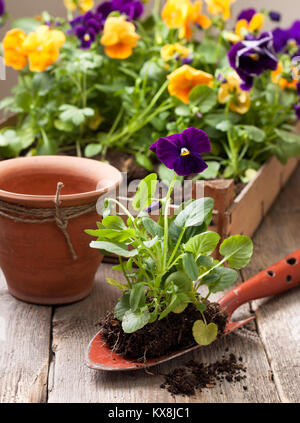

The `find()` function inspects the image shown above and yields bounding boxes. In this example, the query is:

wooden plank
[0,270,52,403]
[47,264,176,403]
[241,165,300,403]
[224,156,299,238]
[47,265,279,403]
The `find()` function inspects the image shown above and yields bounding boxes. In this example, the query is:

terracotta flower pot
[0,156,122,305]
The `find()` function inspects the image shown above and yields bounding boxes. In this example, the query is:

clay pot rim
[0,156,123,206]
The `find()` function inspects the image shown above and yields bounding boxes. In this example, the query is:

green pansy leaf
[216,120,232,132]
[106,278,128,291]
[192,320,218,346]
[102,216,127,230]
[132,173,158,212]
[136,153,154,171]
[114,291,130,321]
[173,302,189,314]
[196,303,207,313]
[207,267,238,293]
[274,129,300,144]
[122,309,150,333]
[11,17,41,33]
[185,231,221,257]
[159,293,190,320]
[219,235,253,269]
[194,161,220,180]
[142,217,164,238]
[90,241,138,258]
[173,198,214,229]
[165,271,192,292]
[240,125,266,142]
[182,253,199,281]
[85,143,102,158]
[189,85,217,113]
[175,104,190,117]
[129,283,146,312]
[197,255,214,267]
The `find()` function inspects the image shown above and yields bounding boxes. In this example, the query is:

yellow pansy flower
[168,65,213,104]
[218,72,250,114]
[235,13,265,39]
[3,29,28,70]
[100,16,140,60]
[161,43,191,61]
[271,61,298,90]
[23,25,66,72]
[205,0,236,21]
[162,0,211,40]
[64,0,94,14]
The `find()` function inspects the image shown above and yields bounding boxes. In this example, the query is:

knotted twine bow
[0,182,97,261]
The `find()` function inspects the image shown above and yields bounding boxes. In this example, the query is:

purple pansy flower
[181,56,194,65]
[96,0,144,22]
[237,8,256,23]
[228,32,278,90]
[149,128,210,177]
[272,20,300,52]
[0,0,5,17]
[269,11,281,22]
[145,200,162,214]
[69,11,104,49]
[294,104,300,119]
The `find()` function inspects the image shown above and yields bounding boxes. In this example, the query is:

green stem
[161,174,177,274]
[119,257,132,288]
[167,226,185,268]
[227,130,239,179]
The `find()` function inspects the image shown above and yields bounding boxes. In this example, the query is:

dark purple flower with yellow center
[269,11,281,22]
[96,0,144,22]
[0,0,5,17]
[228,32,278,90]
[237,8,256,23]
[149,128,210,177]
[69,11,103,49]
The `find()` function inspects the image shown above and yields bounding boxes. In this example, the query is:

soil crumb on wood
[160,353,247,397]
[100,302,228,361]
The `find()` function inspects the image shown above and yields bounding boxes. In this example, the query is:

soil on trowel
[160,353,247,397]
[100,302,228,362]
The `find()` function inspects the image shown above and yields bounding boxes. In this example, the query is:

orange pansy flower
[271,62,298,90]
[235,13,265,39]
[100,16,140,60]
[162,0,211,40]
[64,0,94,14]
[23,25,66,72]
[161,43,191,61]
[3,29,28,70]
[168,65,213,104]
[205,0,236,21]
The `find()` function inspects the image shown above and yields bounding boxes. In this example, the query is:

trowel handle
[218,250,300,316]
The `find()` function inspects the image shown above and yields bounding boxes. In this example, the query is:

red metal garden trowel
[86,249,300,371]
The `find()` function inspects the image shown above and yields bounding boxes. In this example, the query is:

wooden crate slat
[223,156,299,238]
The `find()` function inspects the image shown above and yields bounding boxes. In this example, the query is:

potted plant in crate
[85,128,253,360]
[0,0,299,240]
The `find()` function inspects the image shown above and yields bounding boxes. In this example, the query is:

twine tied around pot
[0,182,97,261]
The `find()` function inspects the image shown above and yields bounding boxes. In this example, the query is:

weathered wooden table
[0,166,299,404]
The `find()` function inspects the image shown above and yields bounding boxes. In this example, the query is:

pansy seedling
[88,128,253,348]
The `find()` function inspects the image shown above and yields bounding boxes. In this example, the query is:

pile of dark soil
[161,353,247,396]
[100,302,228,361]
